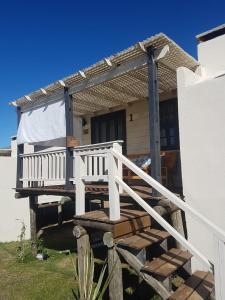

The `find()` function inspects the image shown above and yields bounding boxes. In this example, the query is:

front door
[91,110,127,153]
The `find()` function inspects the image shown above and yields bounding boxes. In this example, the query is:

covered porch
[13,33,197,196]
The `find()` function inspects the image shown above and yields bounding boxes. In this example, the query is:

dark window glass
[160,99,180,150]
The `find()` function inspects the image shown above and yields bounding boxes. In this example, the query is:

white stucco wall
[0,156,31,242]
[177,33,225,270]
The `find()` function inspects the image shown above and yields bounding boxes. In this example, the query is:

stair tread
[142,248,192,279]
[117,228,170,250]
[169,271,214,300]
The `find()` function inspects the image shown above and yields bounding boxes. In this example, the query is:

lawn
[0,239,160,300]
[0,242,76,300]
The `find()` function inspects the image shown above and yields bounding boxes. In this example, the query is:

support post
[73,226,90,300]
[112,141,123,194]
[103,232,123,300]
[170,209,185,250]
[64,87,74,190]
[75,154,86,215]
[147,46,161,197]
[29,195,38,255]
[16,107,24,189]
[108,149,120,221]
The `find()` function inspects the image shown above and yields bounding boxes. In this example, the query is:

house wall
[177,32,225,270]
[80,100,150,155]
[0,154,31,242]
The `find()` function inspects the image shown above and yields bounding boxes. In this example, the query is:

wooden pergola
[11,33,197,195]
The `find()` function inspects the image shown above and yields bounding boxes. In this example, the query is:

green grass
[0,241,161,300]
[0,242,76,300]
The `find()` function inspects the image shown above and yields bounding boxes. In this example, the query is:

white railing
[109,148,225,300]
[72,141,123,219]
[19,149,66,186]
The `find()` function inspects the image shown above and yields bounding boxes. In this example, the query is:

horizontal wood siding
[79,100,150,155]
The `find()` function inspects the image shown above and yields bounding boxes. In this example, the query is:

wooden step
[169,271,214,300]
[74,208,151,239]
[142,248,192,280]
[117,228,170,250]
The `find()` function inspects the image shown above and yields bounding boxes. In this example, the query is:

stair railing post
[75,152,86,215]
[108,147,120,221]
[214,236,225,300]
[112,141,123,194]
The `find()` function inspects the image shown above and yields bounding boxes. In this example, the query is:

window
[160,98,180,151]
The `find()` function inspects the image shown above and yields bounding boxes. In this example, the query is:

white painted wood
[75,154,86,215]
[214,237,225,300]
[112,148,225,242]
[108,152,120,221]
[112,142,123,193]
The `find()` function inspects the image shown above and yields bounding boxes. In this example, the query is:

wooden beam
[16,107,24,189]
[64,87,74,189]
[69,54,147,95]
[147,46,161,197]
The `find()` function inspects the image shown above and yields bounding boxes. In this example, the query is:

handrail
[73,140,123,152]
[19,148,66,157]
[115,176,211,269]
[111,148,225,243]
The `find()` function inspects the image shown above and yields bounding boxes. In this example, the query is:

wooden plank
[143,248,192,279]
[117,246,171,300]
[74,209,151,238]
[169,271,214,300]
[188,272,214,300]
[118,228,170,250]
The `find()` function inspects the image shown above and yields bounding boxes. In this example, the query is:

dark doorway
[160,98,180,151]
[91,110,127,153]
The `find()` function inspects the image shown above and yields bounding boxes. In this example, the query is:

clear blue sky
[0,0,225,147]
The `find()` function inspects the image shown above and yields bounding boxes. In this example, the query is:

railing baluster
[75,154,86,215]
[108,151,120,220]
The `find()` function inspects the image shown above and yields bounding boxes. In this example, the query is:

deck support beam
[64,87,74,190]
[29,195,38,255]
[147,46,161,197]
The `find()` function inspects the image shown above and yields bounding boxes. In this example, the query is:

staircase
[72,141,225,300]
[74,208,214,299]
[115,215,214,299]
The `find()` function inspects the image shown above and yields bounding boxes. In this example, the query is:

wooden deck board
[15,184,160,201]
[142,248,192,279]
[169,271,214,300]
[118,228,170,250]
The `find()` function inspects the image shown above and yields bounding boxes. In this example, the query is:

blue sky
[0,0,225,147]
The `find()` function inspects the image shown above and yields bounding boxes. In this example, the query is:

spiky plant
[71,248,112,300]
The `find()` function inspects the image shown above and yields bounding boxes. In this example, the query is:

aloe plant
[71,248,113,300]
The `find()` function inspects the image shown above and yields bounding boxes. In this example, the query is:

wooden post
[75,154,86,215]
[16,107,24,189]
[108,150,120,221]
[103,232,123,300]
[29,195,38,255]
[170,209,185,250]
[147,46,161,197]
[73,226,90,300]
[64,87,74,190]
[113,141,123,194]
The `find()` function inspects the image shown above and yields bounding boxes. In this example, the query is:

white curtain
[17,99,66,144]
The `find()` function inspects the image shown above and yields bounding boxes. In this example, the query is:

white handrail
[115,176,211,269]
[111,148,225,242]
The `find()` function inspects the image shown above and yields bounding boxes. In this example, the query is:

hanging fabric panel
[17,99,66,144]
